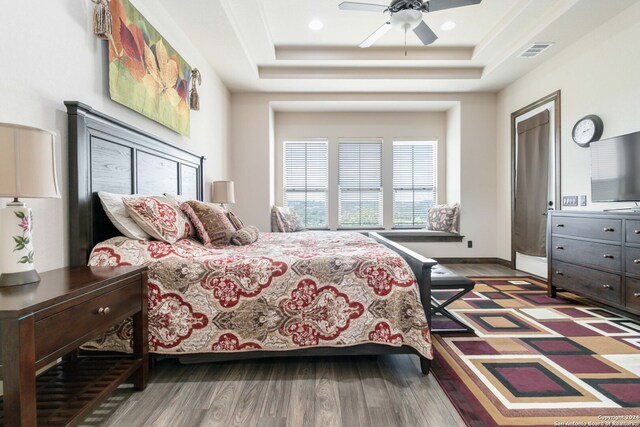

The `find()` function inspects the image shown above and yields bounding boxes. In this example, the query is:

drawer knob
[635,230,640,235]
[634,293,640,298]
[603,254,614,259]
[555,224,564,228]
[555,271,564,276]
[98,307,111,315]
[604,227,615,232]
[602,284,612,289]
[555,246,564,250]
[634,259,640,264]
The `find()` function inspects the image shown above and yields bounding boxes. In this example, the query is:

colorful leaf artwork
[108,0,191,136]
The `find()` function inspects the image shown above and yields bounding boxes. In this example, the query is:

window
[338,140,383,228]
[393,140,437,227]
[283,140,328,228]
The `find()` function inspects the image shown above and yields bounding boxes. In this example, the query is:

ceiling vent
[519,42,554,58]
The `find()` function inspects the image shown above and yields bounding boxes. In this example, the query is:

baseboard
[435,257,512,267]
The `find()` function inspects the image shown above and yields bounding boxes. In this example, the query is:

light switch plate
[563,196,578,206]
[580,195,587,206]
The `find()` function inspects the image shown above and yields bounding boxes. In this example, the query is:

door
[511,91,561,277]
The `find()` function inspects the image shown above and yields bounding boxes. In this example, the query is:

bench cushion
[431,265,475,288]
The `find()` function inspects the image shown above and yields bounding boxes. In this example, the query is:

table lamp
[0,123,60,287]
[211,180,235,210]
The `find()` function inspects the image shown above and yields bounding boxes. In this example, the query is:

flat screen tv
[591,130,640,202]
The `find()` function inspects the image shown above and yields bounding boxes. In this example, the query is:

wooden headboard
[66,102,205,266]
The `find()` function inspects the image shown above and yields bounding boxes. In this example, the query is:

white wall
[0,0,230,272]
[274,111,447,229]
[230,92,498,258]
[496,2,640,260]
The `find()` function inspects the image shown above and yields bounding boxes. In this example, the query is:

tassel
[93,0,112,40]
[190,68,202,111]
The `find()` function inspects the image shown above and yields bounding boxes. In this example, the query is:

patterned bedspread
[86,231,432,359]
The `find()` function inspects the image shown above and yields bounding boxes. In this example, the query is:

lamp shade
[211,181,235,204]
[0,123,61,199]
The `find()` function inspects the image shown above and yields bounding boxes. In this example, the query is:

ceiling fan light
[390,9,423,31]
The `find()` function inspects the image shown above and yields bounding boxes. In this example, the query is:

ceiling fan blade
[339,2,389,13]
[360,22,392,48]
[426,0,481,12]
[413,20,438,45]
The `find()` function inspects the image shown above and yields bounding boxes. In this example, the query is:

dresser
[548,211,640,315]
[0,266,148,426]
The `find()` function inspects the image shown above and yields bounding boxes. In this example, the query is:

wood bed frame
[66,101,436,374]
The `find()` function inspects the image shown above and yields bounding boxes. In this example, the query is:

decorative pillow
[180,200,236,247]
[122,196,191,244]
[426,203,460,233]
[231,225,260,246]
[226,211,244,231]
[271,206,305,232]
[164,193,197,238]
[98,192,151,240]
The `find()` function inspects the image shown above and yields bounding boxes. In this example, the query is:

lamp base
[0,269,41,287]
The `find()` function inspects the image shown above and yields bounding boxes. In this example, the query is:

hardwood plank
[198,360,251,426]
[286,358,315,427]
[335,359,372,427]
[313,358,342,427]
[259,359,292,419]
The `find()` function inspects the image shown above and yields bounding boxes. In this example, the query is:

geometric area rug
[430,276,640,427]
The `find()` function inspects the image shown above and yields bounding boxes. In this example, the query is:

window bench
[374,230,463,243]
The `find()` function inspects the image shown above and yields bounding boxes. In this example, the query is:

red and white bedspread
[86,231,432,359]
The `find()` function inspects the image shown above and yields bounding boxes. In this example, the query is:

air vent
[518,42,554,58]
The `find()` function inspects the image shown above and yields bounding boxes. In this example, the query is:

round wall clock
[572,114,604,147]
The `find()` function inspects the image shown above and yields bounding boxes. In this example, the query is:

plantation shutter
[283,140,328,228]
[393,141,437,227]
[338,140,383,228]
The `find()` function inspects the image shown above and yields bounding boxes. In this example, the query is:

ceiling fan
[339,0,482,48]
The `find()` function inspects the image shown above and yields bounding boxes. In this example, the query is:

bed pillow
[180,200,236,247]
[98,191,152,240]
[426,203,460,233]
[231,225,260,246]
[122,196,191,244]
[271,206,305,232]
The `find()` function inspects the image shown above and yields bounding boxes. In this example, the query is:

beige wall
[274,111,448,229]
[230,92,498,258]
[495,2,640,260]
[0,1,230,272]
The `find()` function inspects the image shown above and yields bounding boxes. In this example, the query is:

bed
[66,101,436,374]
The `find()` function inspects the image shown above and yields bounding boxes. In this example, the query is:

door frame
[510,90,561,269]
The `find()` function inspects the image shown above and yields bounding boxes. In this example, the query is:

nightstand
[0,265,148,426]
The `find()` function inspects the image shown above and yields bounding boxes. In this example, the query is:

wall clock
[572,114,603,147]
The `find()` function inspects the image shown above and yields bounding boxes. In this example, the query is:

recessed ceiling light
[309,19,323,31]
[441,21,456,31]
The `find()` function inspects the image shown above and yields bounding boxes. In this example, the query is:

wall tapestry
[108,0,191,136]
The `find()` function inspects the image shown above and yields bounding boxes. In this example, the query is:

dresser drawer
[626,247,640,277]
[551,260,622,304]
[551,237,621,272]
[626,220,640,244]
[626,277,640,312]
[551,217,621,241]
[34,279,141,362]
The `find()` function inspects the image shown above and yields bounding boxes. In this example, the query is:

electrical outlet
[580,195,587,206]
[563,196,578,206]
[467,240,473,248]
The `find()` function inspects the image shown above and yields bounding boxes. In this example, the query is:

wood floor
[81,264,524,427]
